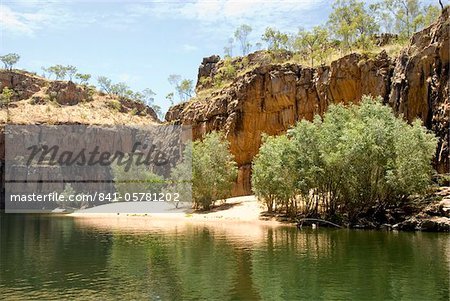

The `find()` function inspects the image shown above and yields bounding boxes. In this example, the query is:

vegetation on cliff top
[252,96,437,224]
[0,53,20,71]
[1,0,444,116]
[193,0,442,99]
[0,69,159,125]
[0,54,164,119]
[224,0,441,59]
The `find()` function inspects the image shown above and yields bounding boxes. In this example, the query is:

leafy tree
[252,134,297,213]
[179,79,194,101]
[353,3,380,37]
[328,0,379,52]
[168,74,194,102]
[234,24,252,55]
[110,82,129,98]
[168,74,182,101]
[192,132,237,210]
[286,118,324,216]
[166,92,174,106]
[141,88,156,106]
[252,96,437,223]
[96,76,161,116]
[295,26,331,66]
[65,65,77,81]
[370,2,395,33]
[371,1,440,37]
[0,53,20,70]
[383,0,423,37]
[0,87,13,106]
[168,74,181,87]
[41,65,87,82]
[75,73,91,85]
[261,27,289,51]
[48,65,67,80]
[328,0,359,51]
[97,76,113,94]
[223,37,234,57]
[140,88,162,118]
[421,4,441,27]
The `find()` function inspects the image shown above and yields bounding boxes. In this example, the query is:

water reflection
[1,214,449,300]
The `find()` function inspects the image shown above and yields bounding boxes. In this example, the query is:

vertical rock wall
[166,9,449,196]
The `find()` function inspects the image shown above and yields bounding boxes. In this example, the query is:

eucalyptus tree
[0,53,20,70]
[191,132,237,210]
[261,27,289,51]
[234,24,253,55]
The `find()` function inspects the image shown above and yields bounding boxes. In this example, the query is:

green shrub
[199,76,212,87]
[252,96,437,222]
[86,85,96,98]
[108,99,121,111]
[219,58,236,78]
[252,134,297,213]
[213,74,224,89]
[130,108,139,115]
[191,132,238,210]
[212,58,237,89]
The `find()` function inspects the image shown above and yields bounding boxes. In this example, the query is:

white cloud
[125,0,325,38]
[1,0,326,37]
[0,4,71,36]
[0,5,33,35]
[128,0,321,23]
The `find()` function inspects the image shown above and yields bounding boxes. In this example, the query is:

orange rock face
[167,9,449,196]
[389,8,449,173]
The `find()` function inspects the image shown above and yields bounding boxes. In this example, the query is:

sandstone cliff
[166,8,449,196]
[0,70,160,208]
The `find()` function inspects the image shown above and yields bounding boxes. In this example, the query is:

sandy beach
[68,195,290,228]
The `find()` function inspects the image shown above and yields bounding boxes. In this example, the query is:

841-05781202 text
[110,192,180,202]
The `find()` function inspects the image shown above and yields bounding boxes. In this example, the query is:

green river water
[0,213,449,300]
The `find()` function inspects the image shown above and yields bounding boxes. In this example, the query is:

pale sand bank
[68,196,291,228]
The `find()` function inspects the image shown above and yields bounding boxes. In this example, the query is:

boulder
[47,81,90,106]
[419,217,450,232]
[196,55,221,90]
[0,70,46,101]
[439,198,450,217]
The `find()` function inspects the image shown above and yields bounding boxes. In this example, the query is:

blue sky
[0,0,439,114]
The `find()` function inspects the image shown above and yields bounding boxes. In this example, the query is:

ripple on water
[1,214,449,300]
